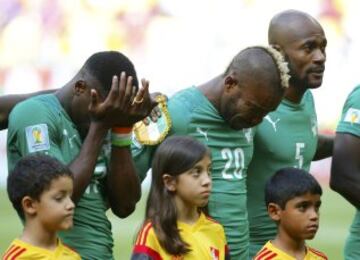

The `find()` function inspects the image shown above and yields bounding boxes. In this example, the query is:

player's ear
[74,80,88,96]
[163,174,177,192]
[224,74,238,92]
[268,202,281,221]
[22,196,38,216]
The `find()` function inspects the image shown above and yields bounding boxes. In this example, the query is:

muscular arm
[107,146,141,217]
[330,133,360,208]
[102,76,156,217]
[0,90,55,130]
[312,134,334,161]
[69,122,108,203]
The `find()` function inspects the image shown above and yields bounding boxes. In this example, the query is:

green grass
[0,186,354,259]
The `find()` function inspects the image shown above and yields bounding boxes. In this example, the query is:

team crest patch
[133,95,171,145]
[210,247,219,260]
[344,108,360,124]
[25,124,50,153]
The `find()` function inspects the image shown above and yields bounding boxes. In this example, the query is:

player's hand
[89,72,157,128]
[142,92,165,125]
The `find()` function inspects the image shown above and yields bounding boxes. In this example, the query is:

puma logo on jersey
[196,127,208,141]
[265,115,280,132]
[243,128,252,143]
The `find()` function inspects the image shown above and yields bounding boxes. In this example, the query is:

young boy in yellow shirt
[3,154,80,259]
[254,167,327,260]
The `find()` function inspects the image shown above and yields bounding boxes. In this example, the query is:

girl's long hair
[145,136,208,256]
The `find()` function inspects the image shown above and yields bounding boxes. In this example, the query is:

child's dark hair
[145,136,210,256]
[265,167,322,209]
[7,154,73,220]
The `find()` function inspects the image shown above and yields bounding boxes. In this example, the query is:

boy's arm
[330,133,360,209]
[0,89,56,130]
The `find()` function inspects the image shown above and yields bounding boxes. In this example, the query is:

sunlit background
[0,0,358,258]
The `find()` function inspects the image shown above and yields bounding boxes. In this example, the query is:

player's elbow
[330,168,349,194]
[112,200,137,218]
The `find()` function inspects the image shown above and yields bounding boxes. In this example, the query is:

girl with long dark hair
[131,136,230,259]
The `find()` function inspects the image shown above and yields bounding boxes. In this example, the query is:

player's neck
[21,220,58,250]
[272,231,306,259]
[198,75,223,111]
[284,84,307,104]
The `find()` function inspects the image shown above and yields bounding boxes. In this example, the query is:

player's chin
[307,77,323,89]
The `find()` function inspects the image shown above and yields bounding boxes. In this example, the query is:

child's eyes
[54,196,63,202]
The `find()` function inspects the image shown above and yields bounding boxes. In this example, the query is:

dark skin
[0,90,161,130]
[269,10,333,160]
[55,71,157,217]
[198,46,285,131]
[331,133,360,209]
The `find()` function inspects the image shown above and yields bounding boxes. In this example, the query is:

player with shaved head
[132,45,290,259]
[247,10,333,258]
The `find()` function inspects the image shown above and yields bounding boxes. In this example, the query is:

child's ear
[268,202,282,221]
[22,196,38,216]
[163,174,176,192]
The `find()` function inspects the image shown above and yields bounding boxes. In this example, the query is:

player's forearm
[69,122,108,203]
[107,146,141,218]
[312,134,334,160]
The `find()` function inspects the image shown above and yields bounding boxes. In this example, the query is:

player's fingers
[105,75,119,104]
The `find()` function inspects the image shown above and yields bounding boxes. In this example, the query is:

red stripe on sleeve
[133,245,163,260]
[3,246,20,260]
[255,249,273,260]
[263,252,277,260]
[308,248,328,259]
[140,223,153,245]
[9,248,26,260]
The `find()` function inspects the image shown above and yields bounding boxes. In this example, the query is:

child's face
[278,192,321,241]
[171,154,212,209]
[35,176,74,232]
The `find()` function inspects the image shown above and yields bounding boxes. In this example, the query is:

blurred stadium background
[0,0,358,259]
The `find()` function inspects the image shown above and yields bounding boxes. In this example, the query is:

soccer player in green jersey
[331,85,360,259]
[132,45,290,259]
[6,51,157,259]
[247,10,333,258]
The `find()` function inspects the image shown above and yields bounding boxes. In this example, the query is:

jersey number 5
[294,142,305,169]
[221,148,244,179]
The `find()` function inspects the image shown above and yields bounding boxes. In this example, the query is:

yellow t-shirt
[2,238,81,260]
[254,241,327,260]
[132,213,229,260]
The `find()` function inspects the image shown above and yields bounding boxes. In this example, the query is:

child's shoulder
[306,246,328,260]
[254,241,280,260]
[60,240,81,259]
[2,238,28,259]
[135,221,158,246]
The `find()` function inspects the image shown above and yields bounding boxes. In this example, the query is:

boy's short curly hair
[7,154,72,220]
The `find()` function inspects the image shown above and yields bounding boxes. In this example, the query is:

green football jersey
[247,90,318,258]
[7,94,114,260]
[132,87,254,259]
[336,85,360,259]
